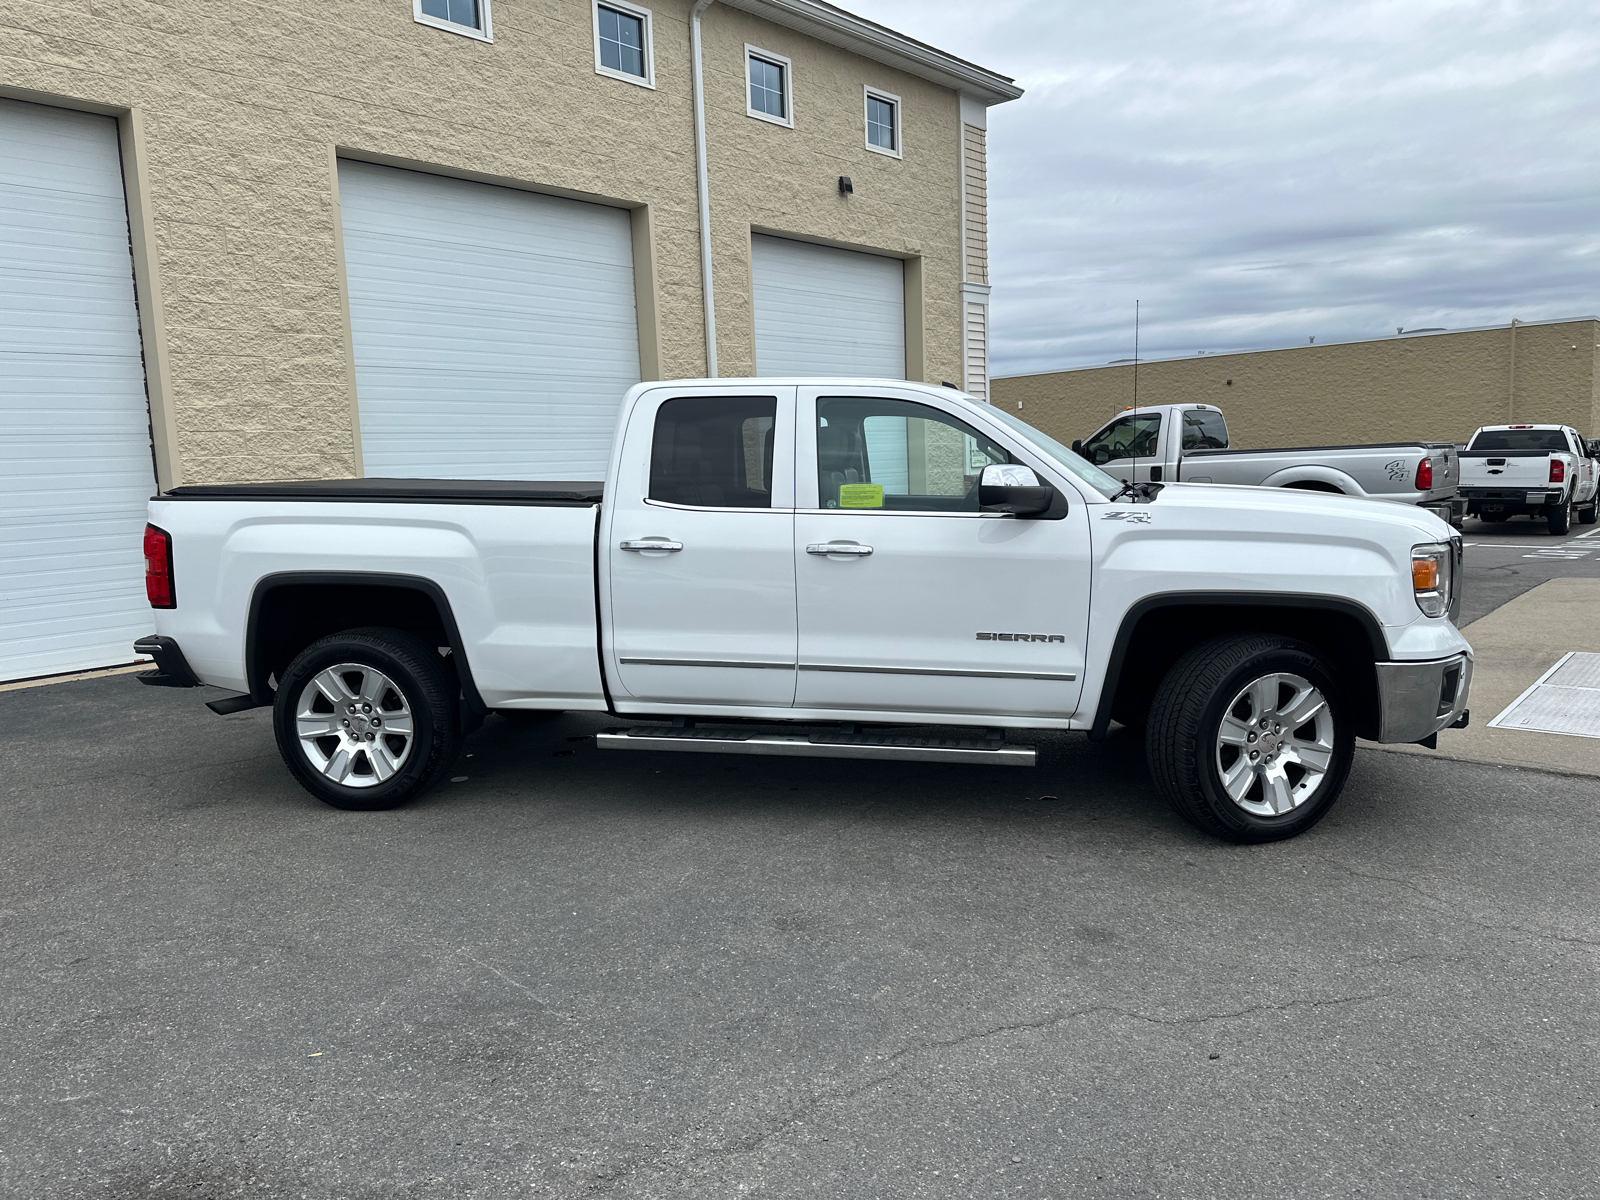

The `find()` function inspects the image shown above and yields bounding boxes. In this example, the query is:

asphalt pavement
[3,657,1598,1198]
[1454,515,1600,625]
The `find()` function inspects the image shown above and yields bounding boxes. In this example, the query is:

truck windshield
[982,405,1122,499]
[1468,429,1569,452]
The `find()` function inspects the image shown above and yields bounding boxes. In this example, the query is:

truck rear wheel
[1146,634,1354,843]
[272,627,461,811]
[1548,498,1573,535]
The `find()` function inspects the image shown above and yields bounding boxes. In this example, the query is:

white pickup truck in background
[1457,424,1599,534]
[135,379,1472,844]
[1072,404,1464,526]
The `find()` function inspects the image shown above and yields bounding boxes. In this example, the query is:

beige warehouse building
[0,0,1019,681]
[993,318,1600,451]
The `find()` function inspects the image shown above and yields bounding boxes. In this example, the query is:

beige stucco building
[0,0,1019,681]
[993,318,1600,451]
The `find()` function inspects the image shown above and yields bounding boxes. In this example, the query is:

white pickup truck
[135,379,1472,844]
[1072,404,1464,525]
[1457,424,1599,534]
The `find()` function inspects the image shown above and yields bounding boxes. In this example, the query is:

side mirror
[980,464,1055,517]
[1071,440,1084,456]
[1092,446,1112,465]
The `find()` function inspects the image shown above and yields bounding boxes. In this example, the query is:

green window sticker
[838,483,884,508]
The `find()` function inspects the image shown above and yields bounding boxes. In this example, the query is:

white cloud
[841,0,1600,374]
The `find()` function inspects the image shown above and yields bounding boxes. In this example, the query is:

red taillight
[144,524,175,608]
[1550,459,1566,483]
[1416,457,1433,490]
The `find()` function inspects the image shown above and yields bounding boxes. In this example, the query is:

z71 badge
[1101,510,1152,523]
[976,632,1066,643]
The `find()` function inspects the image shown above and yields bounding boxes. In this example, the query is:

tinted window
[1181,408,1228,450]
[1468,429,1571,452]
[1081,411,1160,465]
[650,397,776,508]
[816,397,1009,512]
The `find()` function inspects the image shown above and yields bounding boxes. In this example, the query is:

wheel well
[247,577,480,715]
[1282,480,1344,494]
[1104,603,1381,739]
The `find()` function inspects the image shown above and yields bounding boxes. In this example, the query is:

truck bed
[163,478,605,505]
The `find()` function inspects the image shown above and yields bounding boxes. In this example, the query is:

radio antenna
[1131,300,1141,491]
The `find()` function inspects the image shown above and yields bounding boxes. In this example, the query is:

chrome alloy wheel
[294,663,415,788]
[1214,672,1336,817]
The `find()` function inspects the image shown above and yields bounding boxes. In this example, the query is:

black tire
[1548,498,1573,535]
[1579,500,1598,526]
[1146,634,1355,843]
[273,627,461,811]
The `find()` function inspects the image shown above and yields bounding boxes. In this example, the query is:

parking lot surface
[3,662,1598,1199]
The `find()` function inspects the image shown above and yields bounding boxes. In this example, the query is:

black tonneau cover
[163,478,605,505]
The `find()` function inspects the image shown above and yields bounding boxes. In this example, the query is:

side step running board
[595,726,1035,767]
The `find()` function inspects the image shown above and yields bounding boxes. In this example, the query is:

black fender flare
[1090,591,1389,740]
[245,571,487,721]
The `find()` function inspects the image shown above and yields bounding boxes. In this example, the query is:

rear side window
[1468,429,1569,452]
[649,396,776,508]
[1181,408,1228,450]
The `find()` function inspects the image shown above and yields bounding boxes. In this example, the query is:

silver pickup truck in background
[1457,424,1599,534]
[1073,403,1464,526]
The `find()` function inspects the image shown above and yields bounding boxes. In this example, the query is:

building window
[865,87,901,157]
[746,47,792,127]
[594,1,654,88]
[414,0,492,41]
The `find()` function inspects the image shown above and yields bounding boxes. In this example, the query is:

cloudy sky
[844,0,1600,377]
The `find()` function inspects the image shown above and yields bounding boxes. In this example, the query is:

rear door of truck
[602,385,799,708]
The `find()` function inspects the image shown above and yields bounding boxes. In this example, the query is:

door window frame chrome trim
[643,498,793,514]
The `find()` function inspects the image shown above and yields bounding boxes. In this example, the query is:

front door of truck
[793,389,1090,720]
[605,388,797,708]
[1079,409,1166,486]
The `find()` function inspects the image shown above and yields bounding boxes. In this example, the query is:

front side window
[415,0,491,40]
[595,1,652,85]
[1081,412,1161,466]
[747,49,791,125]
[816,398,1010,513]
[650,396,777,509]
[865,89,900,156]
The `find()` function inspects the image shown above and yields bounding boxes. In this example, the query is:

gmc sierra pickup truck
[1073,404,1464,526]
[1458,424,1599,533]
[136,379,1472,843]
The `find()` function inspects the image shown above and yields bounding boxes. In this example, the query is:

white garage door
[0,99,157,683]
[752,234,905,378]
[337,161,642,480]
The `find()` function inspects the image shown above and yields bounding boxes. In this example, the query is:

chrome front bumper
[1374,653,1473,743]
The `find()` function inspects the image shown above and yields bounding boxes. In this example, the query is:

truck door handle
[807,542,873,557]
[620,540,683,552]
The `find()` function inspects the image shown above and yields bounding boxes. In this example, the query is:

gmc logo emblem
[976,632,1066,643]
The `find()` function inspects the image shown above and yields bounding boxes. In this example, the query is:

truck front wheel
[272,627,462,811]
[1146,634,1354,843]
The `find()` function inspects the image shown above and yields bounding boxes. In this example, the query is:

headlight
[1412,542,1452,617]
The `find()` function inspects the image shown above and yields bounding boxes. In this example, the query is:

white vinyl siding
[0,99,157,683]
[751,234,905,379]
[337,160,641,480]
[964,301,988,401]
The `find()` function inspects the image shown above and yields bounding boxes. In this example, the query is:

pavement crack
[1318,856,1600,950]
